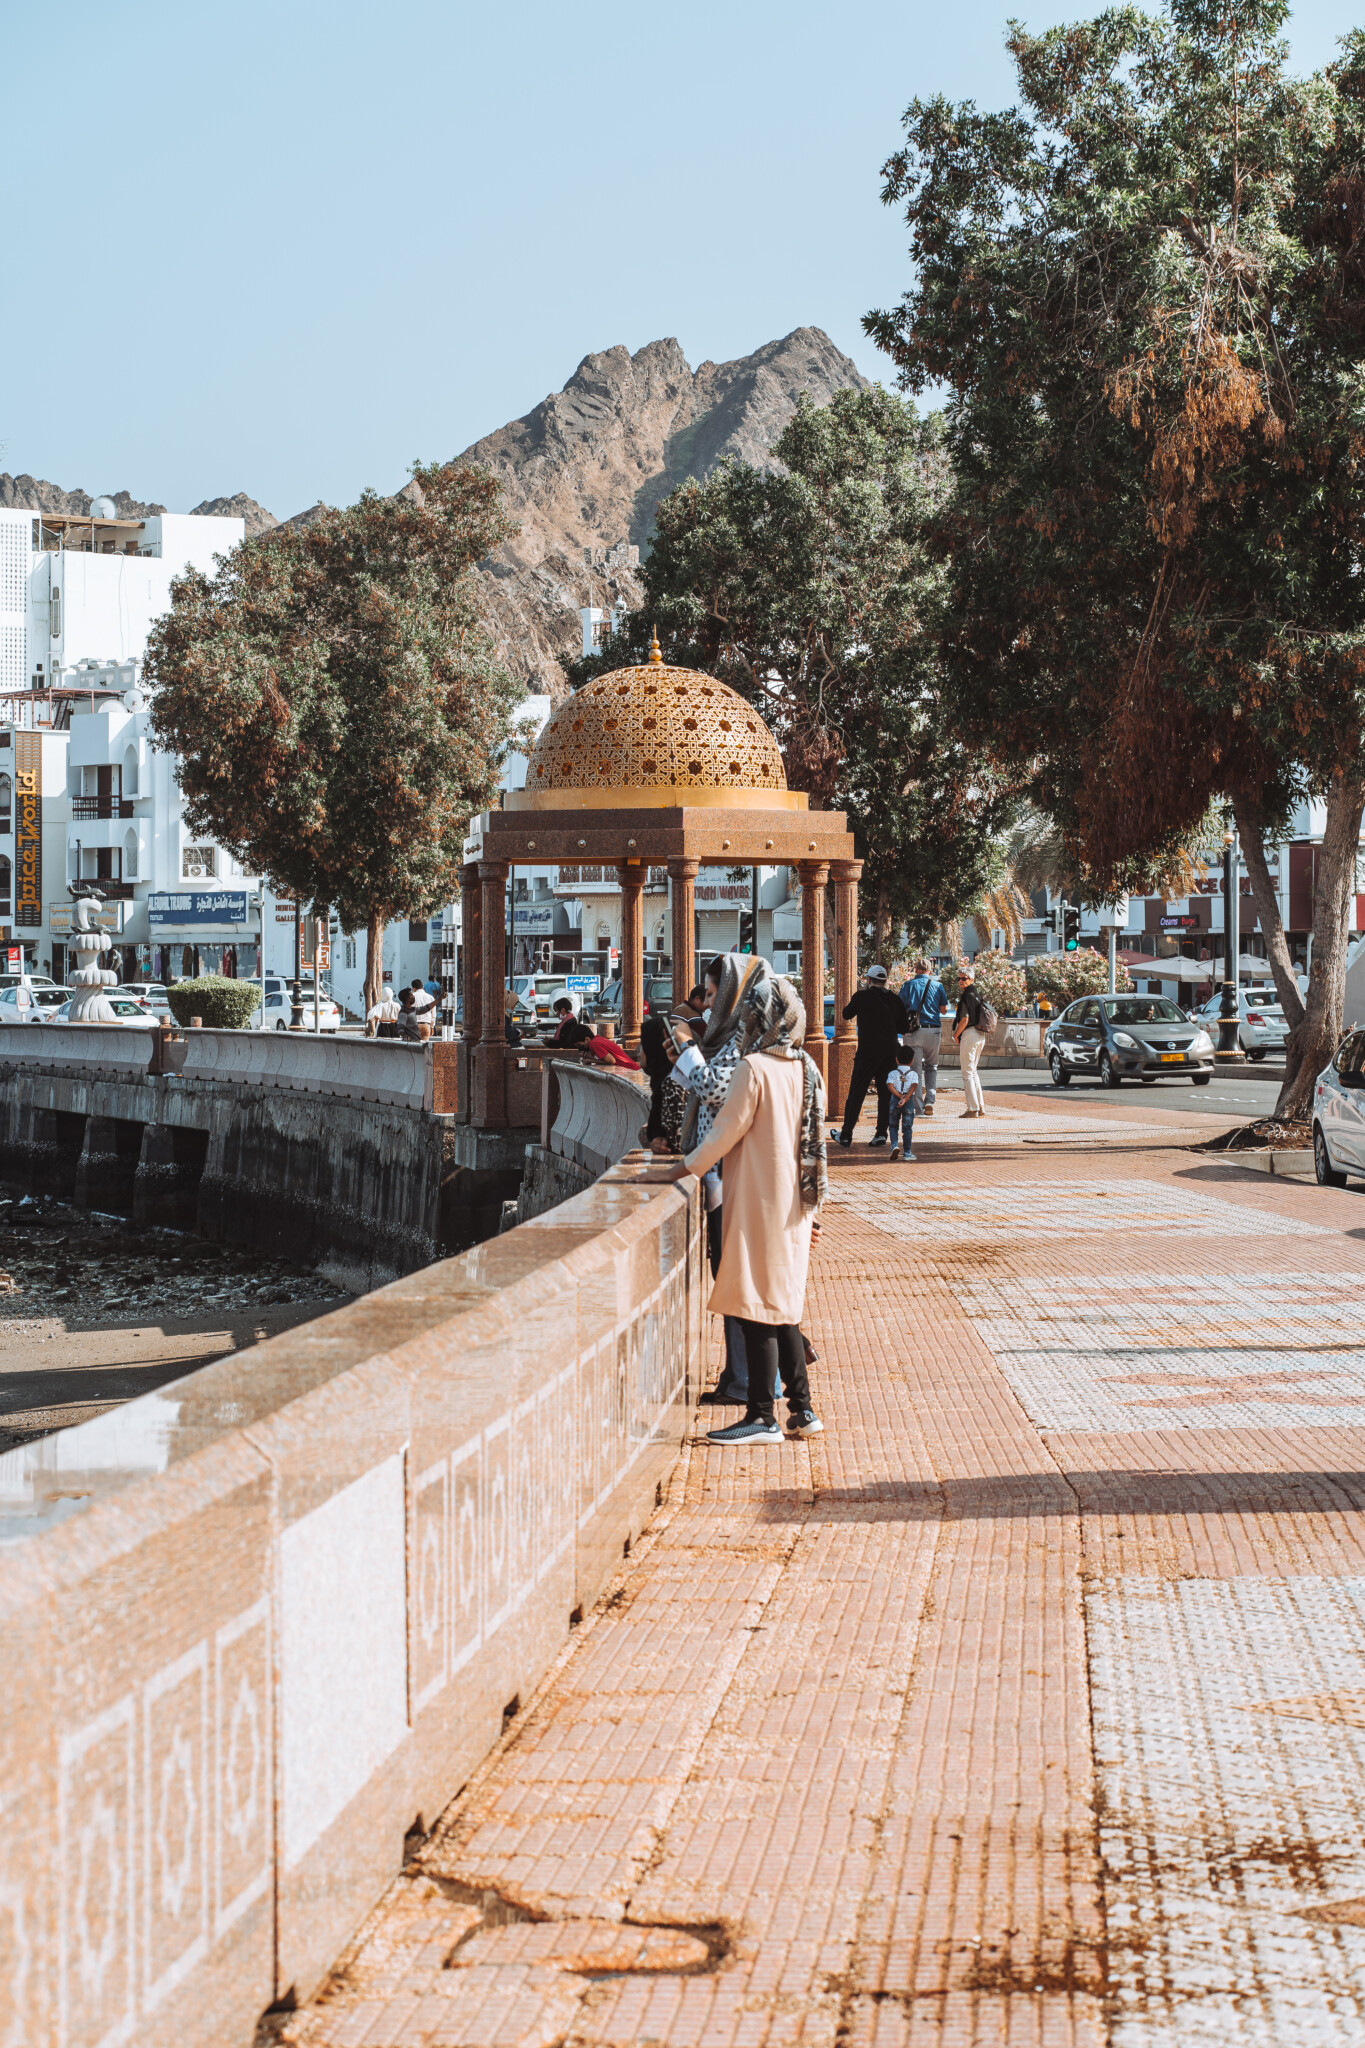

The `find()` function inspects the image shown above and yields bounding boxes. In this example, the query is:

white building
[0,504,258,980]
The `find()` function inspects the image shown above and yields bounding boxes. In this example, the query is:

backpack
[978,997,1000,1035]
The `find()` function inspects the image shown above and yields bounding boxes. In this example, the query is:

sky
[3,0,1357,520]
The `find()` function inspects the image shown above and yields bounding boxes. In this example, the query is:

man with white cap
[831,963,909,1148]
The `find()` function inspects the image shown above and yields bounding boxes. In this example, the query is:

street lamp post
[1217,819,1240,1058]
[290,897,305,1030]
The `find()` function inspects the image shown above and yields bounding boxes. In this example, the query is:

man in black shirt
[832,965,909,1147]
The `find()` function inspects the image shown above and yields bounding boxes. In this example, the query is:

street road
[936,1063,1285,1119]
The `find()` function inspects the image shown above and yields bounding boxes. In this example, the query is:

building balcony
[72,797,135,820]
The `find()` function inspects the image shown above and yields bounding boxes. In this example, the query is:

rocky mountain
[0,475,277,536]
[457,327,869,696]
[0,326,869,696]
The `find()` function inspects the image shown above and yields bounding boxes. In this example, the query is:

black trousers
[737,1320,812,1423]
[840,1051,893,1142]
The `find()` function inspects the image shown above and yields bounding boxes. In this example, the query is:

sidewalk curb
[1221,1149,1315,1177]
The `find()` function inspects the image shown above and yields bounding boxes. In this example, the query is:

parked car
[1044,995,1215,1086]
[1313,1032,1365,1183]
[513,974,578,1022]
[592,975,673,1021]
[0,984,72,1021]
[0,974,55,991]
[1193,989,1289,1061]
[45,995,159,1026]
[118,982,174,1022]
[256,975,342,1032]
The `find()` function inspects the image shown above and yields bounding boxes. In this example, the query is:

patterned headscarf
[700,953,769,1059]
[737,972,828,1216]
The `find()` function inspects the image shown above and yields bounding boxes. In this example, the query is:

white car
[1313,1034,1365,1184]
[1194,989,1289,1060]
[45,995,159,1026]
[119,982,174,1022]
[257,976,342,1032]
[0,984,72,1021]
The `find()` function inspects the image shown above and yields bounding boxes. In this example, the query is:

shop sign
[15,735,40,929]
[514,905,555,934]
[148,891,250,929]
[49,903,125,935]
[1160,915,1199,929]
[694,879,752,908]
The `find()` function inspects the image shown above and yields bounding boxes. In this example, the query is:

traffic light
[1040,910,1057,934]
[738,910,754,954]
[1064,904,1081,951]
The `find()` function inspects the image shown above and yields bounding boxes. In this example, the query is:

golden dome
[516,633,790,811]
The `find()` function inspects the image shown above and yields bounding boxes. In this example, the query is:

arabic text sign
[148,891,250,929]
[15,735,40,929]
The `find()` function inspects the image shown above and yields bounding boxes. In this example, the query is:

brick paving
[277,1091,1365,2047]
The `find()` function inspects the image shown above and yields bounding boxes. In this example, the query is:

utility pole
[1217,815,1239,1058]
[290,897,304,1029]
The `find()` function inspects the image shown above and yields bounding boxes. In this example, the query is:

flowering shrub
[964,951,1028,1016]
[1026,948,1134,1006]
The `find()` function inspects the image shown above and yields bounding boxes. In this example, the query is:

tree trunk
[1231,795,1304,1030]
[363,912,386,1018]
[1276,772,1365,1119]
[874,878,890,965]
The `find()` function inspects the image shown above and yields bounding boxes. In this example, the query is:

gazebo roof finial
[648,626,663,666]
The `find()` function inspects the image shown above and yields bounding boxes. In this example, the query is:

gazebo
[460,636,862,1128]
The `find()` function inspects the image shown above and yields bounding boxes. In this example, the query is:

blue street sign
[566,974,601,994]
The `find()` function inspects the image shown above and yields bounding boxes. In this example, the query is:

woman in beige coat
[684,971,828,1445]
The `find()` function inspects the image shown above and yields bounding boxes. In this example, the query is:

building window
[124,829,138,880]
[182,846,217,879]
[344,937,357,970]
[408,920,427,942]
[0,854,10,916]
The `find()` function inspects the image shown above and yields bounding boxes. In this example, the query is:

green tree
[867,0,1365,1113]
[568,388,1018,955]
[145,463,523,1010]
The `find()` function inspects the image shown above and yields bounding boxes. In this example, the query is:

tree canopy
[866,0,1365,1109]
[145,462,523,1006]
[569,386,1018,953]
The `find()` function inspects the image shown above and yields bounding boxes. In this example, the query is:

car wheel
[1192,1074,1211,1086]
[1099,1051,1122,1088]
[275,1020,289,1032]
[1315,1123,1347,1187]
[1247,1048,1266,1062]
[1049,1051,1071,1087]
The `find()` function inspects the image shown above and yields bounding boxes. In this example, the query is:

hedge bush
[1026,948,1134,1005]
[964,951,1028,1017]
[165,976,263,1029]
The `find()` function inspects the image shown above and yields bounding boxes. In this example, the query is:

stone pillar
[459,860,482,1044]
[617,861,646,1051]
[796,860,829,1094]
[667,857,699,1002]
[472,858,508,1126]
[830,858,862,1117]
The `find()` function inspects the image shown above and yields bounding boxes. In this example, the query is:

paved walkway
[275,1092,1365,2048]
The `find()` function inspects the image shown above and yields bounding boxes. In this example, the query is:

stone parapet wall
[0,1153,702,2048]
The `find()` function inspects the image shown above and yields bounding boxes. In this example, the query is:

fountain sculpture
[66,884,120,1022]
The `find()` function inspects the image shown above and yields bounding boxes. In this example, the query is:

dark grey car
[1044,996,1216,1088]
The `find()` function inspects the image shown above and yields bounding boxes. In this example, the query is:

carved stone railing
[549,1059,651,1176]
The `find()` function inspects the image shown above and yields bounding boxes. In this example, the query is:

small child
[886,1055,920,1161]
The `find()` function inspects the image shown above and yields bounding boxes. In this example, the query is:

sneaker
[786,1409,825,1438]
[829,1129,851,1148]
[889,1145,902,1161]
[698,1384,744,1406]
[903,1150,916,1162]
[707,1416,781,1445]
[869,1133,888,1147]
[922,1103,935,1116]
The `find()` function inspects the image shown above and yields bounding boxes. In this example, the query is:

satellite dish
[90,496,117,519]
[123,690,145,711]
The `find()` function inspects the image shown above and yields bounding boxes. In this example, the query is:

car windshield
[1103,998,1187,1025]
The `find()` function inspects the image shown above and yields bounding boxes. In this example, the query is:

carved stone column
[617,861,646,1051]
[796,859,829,1093]
[667,857,699,1003]
[472,858,509,1126]
[830,858,863,1117]
[459,860,482,1044]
